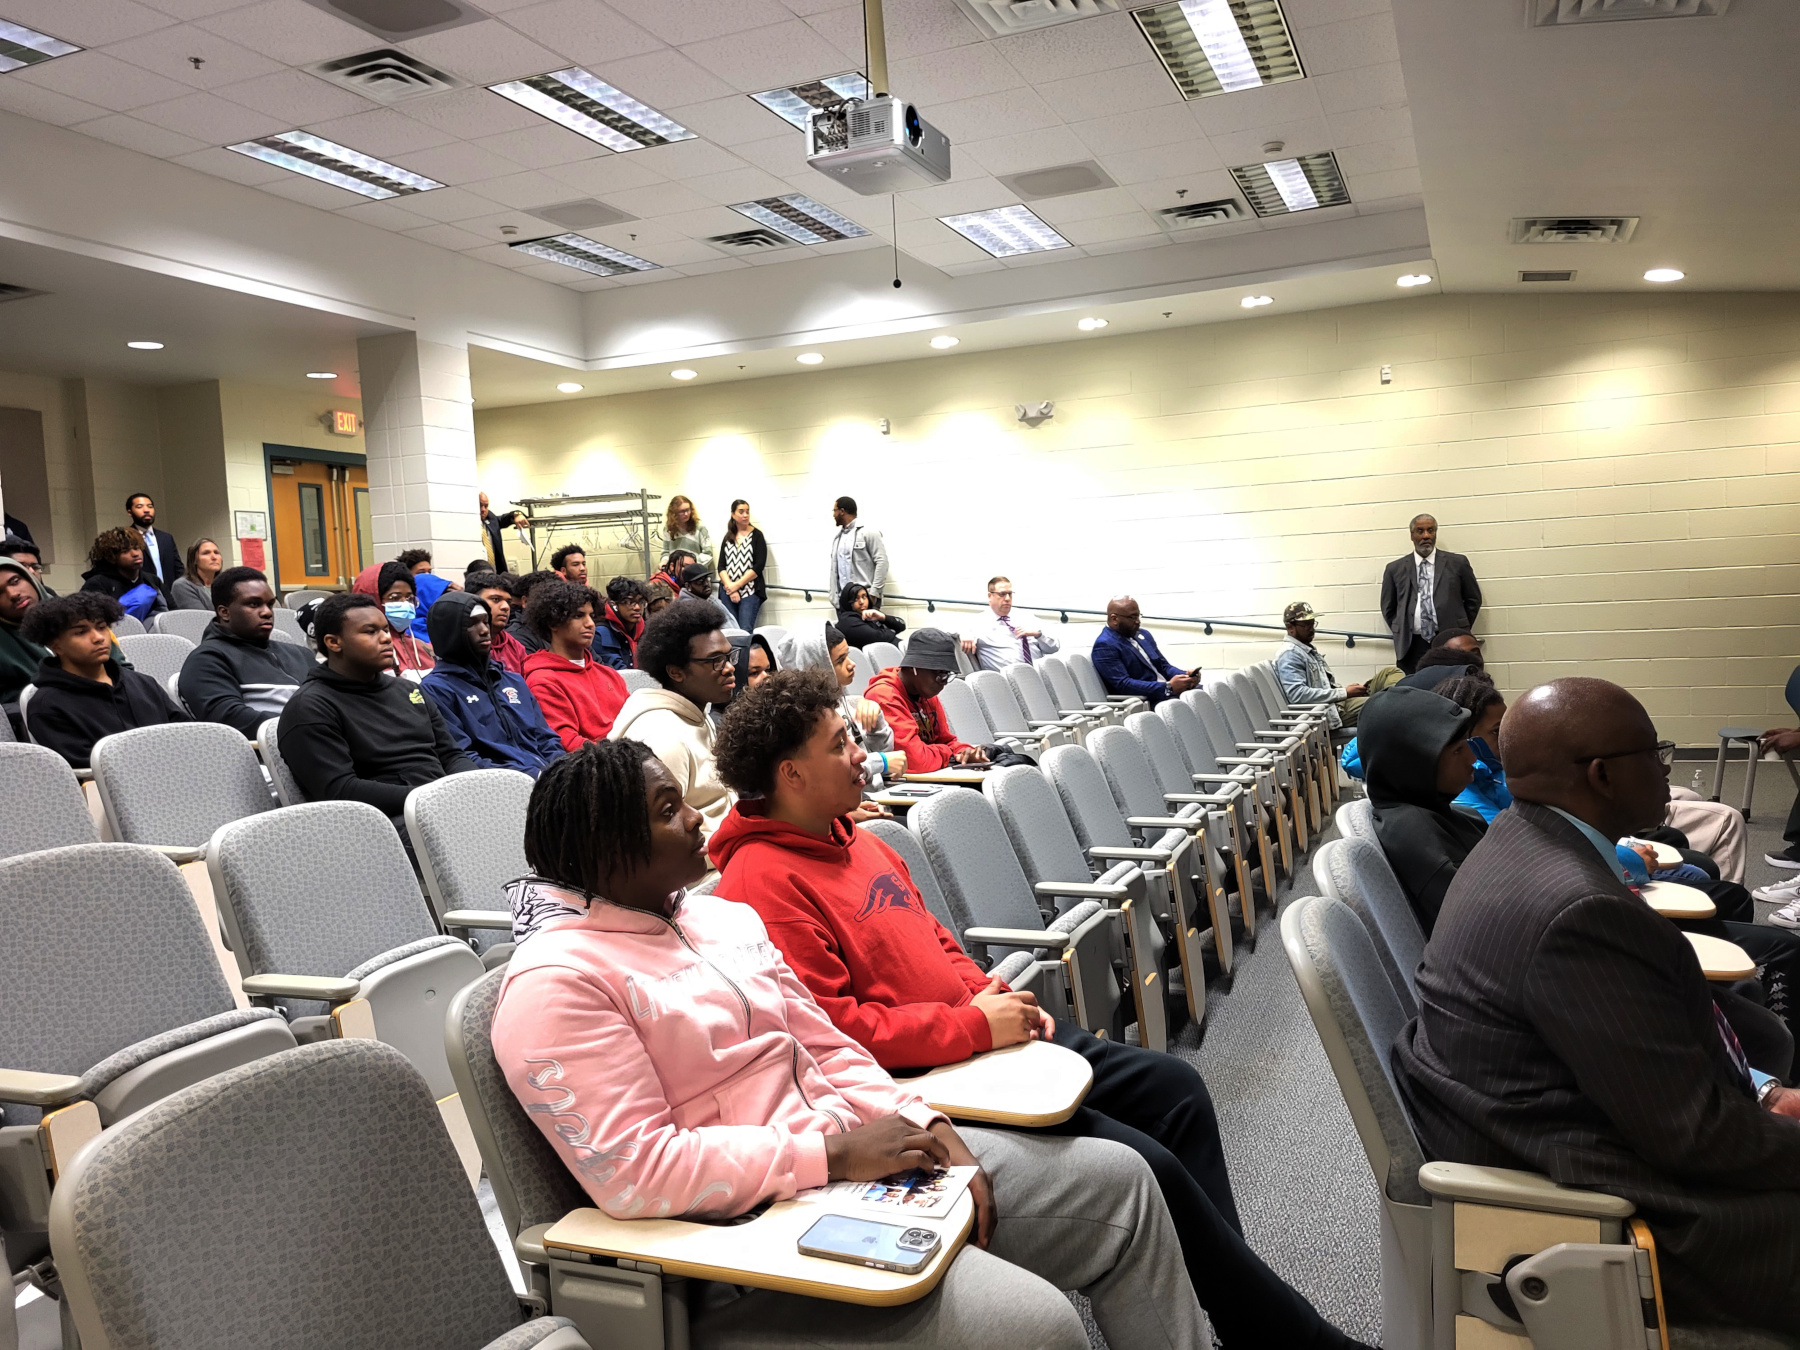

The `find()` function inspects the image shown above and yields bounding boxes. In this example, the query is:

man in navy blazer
[126,493,182,599]
[1092,596,1199,708]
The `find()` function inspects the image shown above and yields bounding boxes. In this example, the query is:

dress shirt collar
[1545,805,1626,880]
[1414,547,1435,570]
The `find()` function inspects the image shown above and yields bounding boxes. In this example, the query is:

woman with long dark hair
[834,582,905,649]
[716,498,768,632]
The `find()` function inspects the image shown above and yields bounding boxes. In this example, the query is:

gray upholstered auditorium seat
[847,644,874,696]
[92,721,275,863]
[406,768,534,964]
[270,607,305,645]
[151,609,212,642]
[863,639,902,670]
[207,801,483,1097]
[1336,796,1377,843]
[115,631,193,683]
[1067,650,1145,717]
[968,670,1068,750]
[109,614,145,637]
[935,675,1007,750]
[620,668,661,694]
[48,1038,589,1350]
[1039,655,1119,726]
[1216,672,1315,851]
[0,743,97,859]
[1191,685,1295,872]
[256,716,307,806]
[1004,663,1101,741]
[1312,837,1423,1014]
[1156,697,1271,905]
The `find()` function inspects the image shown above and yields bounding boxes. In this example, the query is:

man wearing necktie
[1380,513,1482,674]
[963,574,1060,670]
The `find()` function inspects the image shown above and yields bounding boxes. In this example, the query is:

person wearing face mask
[422,590,564,777]
[367,560,434,680]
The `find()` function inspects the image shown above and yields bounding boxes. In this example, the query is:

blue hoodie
[421,590,565,777]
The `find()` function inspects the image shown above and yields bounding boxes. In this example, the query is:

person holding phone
[491,739,1209,1350]
[1092,596,1198,708]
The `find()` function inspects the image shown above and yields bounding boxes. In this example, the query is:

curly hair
[376,561,415,598]
[663,494,700,538]
[528,578,599,642]
[471,572,517,598]
[513,569,558,600]
[88,526,144,569]
[396,548,432,570]
[550,543,586,572]
[23,591,124,645]
[1435,673,1502,723]
[715,668,844,797]
[525,739,661,892]
[606,575,647,605]
[636,598,725,687]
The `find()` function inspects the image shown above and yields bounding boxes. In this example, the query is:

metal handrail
[763,585,1388,648]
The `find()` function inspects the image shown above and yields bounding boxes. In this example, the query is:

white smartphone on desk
[798,1215,941,1274]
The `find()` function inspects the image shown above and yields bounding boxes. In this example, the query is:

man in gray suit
[1379,514,1481,673]
[1394,677,1800,1333]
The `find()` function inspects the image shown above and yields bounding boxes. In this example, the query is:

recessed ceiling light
[0,18,81,72]
[796,352,825,365]
[510,233,659,278]
[1396,273,1432,288]
[750,72,870,129]
[127,341,164,350]
[306,371,337,379]
[1230,152,1349,217]
[556,382,583,393]
[728,193,869,245]
[227,131,442,200]
[490,68,693,152]
[671,369,697,380]
[939,204,1071,258]
[1240,295,1273,309]
[929,335,960,349]
[1644,267,1685,283]
[1133,0,1303,101]
[1077,317,1108,331]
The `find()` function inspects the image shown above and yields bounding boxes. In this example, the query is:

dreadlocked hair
[524,739,659,896]
[715,667,843,797]
[1434,673,1502,722]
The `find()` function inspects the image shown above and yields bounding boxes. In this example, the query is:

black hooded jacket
[26,656,189,769]
[1361,684,1488,936]
[178,620,317,738]
[80,563,168,619]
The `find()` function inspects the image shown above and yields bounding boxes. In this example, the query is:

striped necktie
[1001,615,1031,663]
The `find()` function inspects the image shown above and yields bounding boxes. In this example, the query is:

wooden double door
[269,456,371,591]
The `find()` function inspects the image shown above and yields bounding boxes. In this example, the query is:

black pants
[1035,1022,1348,1349]
[1398,636,1431,675]
[1786,788,1800,848]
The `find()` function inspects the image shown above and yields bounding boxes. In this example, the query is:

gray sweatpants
[696,1128,1209,1349]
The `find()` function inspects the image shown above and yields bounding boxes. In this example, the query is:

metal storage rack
[512,490,662,579]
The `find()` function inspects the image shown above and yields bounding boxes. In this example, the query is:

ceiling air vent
[529,199,637,231]
[1510,216,1638,244]
[998,161,1117,202]
[308,49,461,104]
[1533,0,1730,26]
[952,0,1119,36]
[1519,269,1576,282]
[1155,197,1245,232]
[299,0,485,43]
[0,282,48,304]
[706,228,796,252]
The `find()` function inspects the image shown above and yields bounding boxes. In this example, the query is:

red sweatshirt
[523,648,628,751]
[490,627,529,675]
[862,668,972,774]
[709,799,1001,1070]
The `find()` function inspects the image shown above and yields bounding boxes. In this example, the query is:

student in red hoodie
[471,572,529,674]
[522,579,628,751]
[709,669,1375,1350]
[861,628,988,773]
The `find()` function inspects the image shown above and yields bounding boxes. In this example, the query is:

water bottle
[1691,767,1704,798]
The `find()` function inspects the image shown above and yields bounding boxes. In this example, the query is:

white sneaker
[1753,874,1800,904]
[1770,900,1800,930]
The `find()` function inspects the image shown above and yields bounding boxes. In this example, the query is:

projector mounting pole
[864,0,888,96]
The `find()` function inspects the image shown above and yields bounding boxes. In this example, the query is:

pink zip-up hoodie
[490,886,939,1221]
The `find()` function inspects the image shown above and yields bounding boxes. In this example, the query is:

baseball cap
[902,628,960,673]
[1283,601,1317,625]
[679,563,710,586]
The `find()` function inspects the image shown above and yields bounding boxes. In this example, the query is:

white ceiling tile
[666,95,792,147]
[1282,0,1391,29]
[456,207,564,234]
[1103,135,1226,184]
[795,6,864,59]
[683,20,867,93]
[464,242,542,268]
[606,0,794,47]
[303,107,457,157]
[472,168,589,208]
[542,153,669,195]
[1121,169,1238,212]
[1079,233,1165,257]
[1342,164,1420,200]
[469,122,606,169]
[1258,199,1353,229]
[218,69,373,124]
[142,0,262,17]
[1323,102,1411,148]
[1000,244,1085,266]
[1035,61,1180,123]
[561,274,618,289]
[1298,13,1401,76]
[396,133,522,182]
[630,237,726,265]
[778,0,846,14]
[402,87,545,140]
[394,185,507,222]
[655,204,763,238]
[1,0,173,46]
[169,143,289,183]
[1207,119,1331,166]
[102,23,286,90]
[515,259,590,283]
[992,14,1152,84]
[778,169,867,205]
[601,180,719,218]
[498,0,664,65]
[959,126,1092,178]
[606,267,668,284]
[256,173,366,208]
[1187,77,1325,136]
[902,175,1015,218]
[927,86,1062,143]
[73,112,209,157]
[888,43,1027,107]
[134,89,287,140]
[673,256,750,275]
[1307,62,1408,114]
[594,48,739,107]
[682,166,795,204]
[731,133,808,178]
[11,51,195,112]
[334,198,438,230]
[0,78,109,126]
[1070,104,1205,157]
[194,0,371,65]
[1056,210,1160,245]
[1026,186,1142,224]
[873,0,985,59]
[940,258,1004,275]
[1333,136,1415,175]
[401,21,565,85]
[628,138,748,180]
[405,221,493,250]
[908,237,987,266]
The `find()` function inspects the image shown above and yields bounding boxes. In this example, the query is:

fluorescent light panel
[751,72,871,129]
[0,17,78,71]
[227,130,443,199]
[1134,0,1303,100]
[729,194,869,245]
[510,233,659,277]
[939,204,1070,258]
[1229,151,1349,216]
[490,68,692,152]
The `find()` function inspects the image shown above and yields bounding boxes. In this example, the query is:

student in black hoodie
[178,566,316,738]
[278,592,474,827]
[1359,683,1487,936]
[22,592,187,769]
[79,527,168,624]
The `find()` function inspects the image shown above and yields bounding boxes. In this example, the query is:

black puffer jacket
[26,656,188,769]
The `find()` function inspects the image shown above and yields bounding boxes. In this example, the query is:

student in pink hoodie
[490,739,1208,1349]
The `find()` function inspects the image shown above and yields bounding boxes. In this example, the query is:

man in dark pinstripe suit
[1394,677,1800,1332]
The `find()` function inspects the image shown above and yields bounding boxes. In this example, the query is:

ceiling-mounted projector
[806,95,951,195]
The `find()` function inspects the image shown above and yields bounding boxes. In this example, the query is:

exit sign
[325,409,360,436]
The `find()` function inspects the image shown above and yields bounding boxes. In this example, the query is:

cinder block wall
[474,291,1800,745]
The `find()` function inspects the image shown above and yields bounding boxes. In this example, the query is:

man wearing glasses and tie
[1380,513,1483,674]
[962,575,1061,671]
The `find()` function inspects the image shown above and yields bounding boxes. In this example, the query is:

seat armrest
[1191,772,1253,786]
[1165,791,1236,806]
[964,926,1070,950]
[1418,1162,1636,1219]
[139,843,206,864]
[442,909,515,930]
[1216,754,1274,767]
[1246,733,1299,745]
[241,973,362,1002]
[517,1222,557,1267]
[1127,815,1204,834]
[1088,845,1173,863]
[0,1068,85,1107]
[1033,879,1131,902]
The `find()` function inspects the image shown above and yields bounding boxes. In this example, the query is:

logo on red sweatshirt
[855,871,917,923]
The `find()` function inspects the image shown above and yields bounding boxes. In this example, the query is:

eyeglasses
[688,650,734,673]
[1577,746,1665,766]
[991,590,1013,599]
